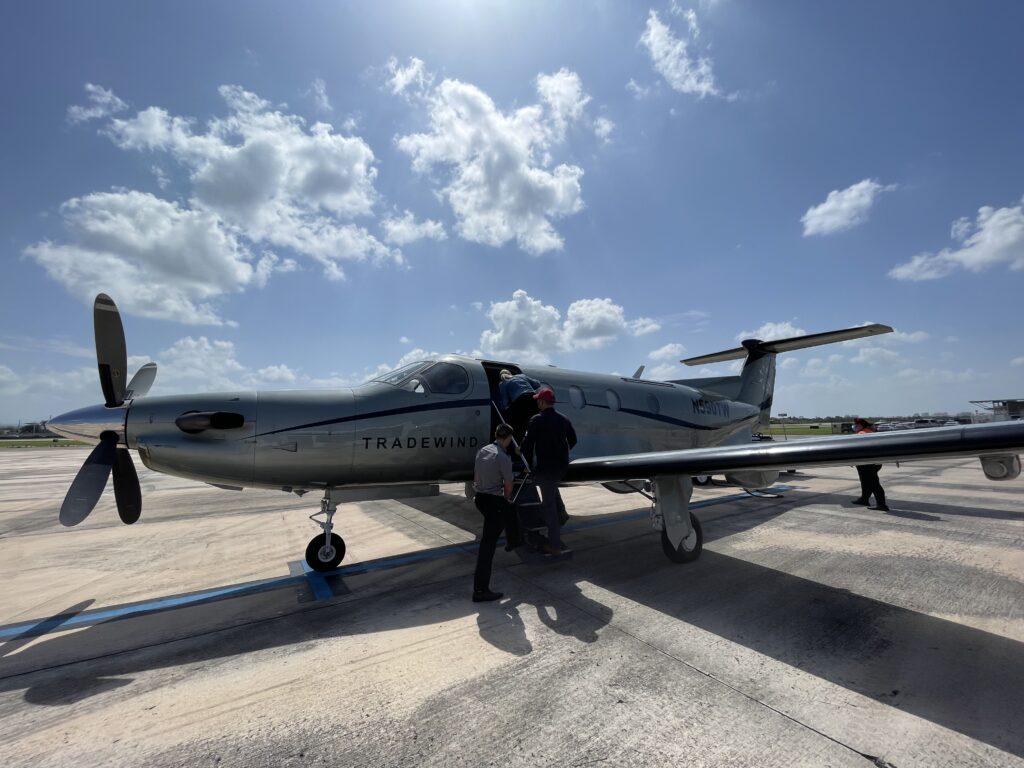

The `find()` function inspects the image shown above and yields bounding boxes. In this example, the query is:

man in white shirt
[472,424,521,602]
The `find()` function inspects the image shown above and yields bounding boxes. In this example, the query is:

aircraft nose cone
[48,403,126,444]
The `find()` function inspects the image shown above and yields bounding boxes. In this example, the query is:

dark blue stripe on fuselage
[254,398,493,437]
[255,397,748,438]
[618,407,720,431]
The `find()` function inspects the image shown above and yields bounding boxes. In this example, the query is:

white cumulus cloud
[594,117,615,144]
[33,85,406,323]
[67,83,128,124]
[307,77,332,112]
[387,56,433,98]
[648,363,683,380]
[537,68,591,140]
[26,190,263,325]
[640,10,719,98]
[851,346,901,366]
[478,290,657,363]
[649,342,686,361]
[380,210,447,246]
[395,64,588,254]
[107,86,397,272]
[736,321,807,341]
[889,197,1024,281]
[626,78,651,99]
[801,179,894,237]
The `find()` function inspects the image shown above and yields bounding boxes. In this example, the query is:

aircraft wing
[564,422,1024,482]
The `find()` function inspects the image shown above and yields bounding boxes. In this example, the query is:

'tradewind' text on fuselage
[362,436,479,450]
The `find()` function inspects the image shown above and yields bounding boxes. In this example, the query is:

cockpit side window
[420,362,470,395]
[372,361,431,387]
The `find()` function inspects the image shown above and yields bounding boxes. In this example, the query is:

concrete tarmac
[0,449,1022,767]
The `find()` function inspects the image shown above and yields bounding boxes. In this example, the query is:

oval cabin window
[569,385,587,409]
[646,393,660,415]
[606,389,621,411]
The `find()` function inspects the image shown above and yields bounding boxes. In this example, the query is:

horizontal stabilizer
[681,323,893,366]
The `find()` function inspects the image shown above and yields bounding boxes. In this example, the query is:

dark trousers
[505,394,538,444]
[473,493,520,592]
[534,475,567,548]
[856,464,886,506]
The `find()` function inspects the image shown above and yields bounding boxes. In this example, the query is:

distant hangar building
[970,399,1024,422]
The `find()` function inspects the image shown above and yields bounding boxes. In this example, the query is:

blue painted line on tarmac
[305,574,334,601]
[0,577,308,642]
[0,484,794,642]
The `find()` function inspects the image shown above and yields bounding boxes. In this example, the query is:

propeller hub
[48,403,127,445]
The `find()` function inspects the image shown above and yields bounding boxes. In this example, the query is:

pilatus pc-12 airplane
[49,294,1024,571]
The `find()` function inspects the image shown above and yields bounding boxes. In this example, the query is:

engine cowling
[980,454,1021,481]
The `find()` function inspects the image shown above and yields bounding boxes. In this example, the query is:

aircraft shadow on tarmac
[793,489,1024,522]
[0,496,1021,758]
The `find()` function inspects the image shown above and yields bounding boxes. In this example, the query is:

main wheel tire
[693,475,711,486]
[305,533,346,572]
[660,512,703,563]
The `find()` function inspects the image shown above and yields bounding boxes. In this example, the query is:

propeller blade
[94,293,128,408]
[112,448,142,524]
[59,434,117,526]
[125,362,157,400]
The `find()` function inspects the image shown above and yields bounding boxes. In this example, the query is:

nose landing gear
[306,492,347,572]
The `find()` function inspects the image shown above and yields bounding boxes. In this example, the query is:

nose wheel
[306,532,346,572]
[305,492,347,572]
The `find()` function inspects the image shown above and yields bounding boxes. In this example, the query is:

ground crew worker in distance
[471,423,522,602]
[520,387,577,556]
[851,417,889,512]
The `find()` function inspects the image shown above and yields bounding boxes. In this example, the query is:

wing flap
[565,422,1024,483]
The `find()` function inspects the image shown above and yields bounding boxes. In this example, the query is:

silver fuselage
[54,355,760,491]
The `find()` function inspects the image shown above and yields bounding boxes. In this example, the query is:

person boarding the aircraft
[520,387,577,556]
[472,424,522,602]
[851,417,889,511]
[498,369,543,442]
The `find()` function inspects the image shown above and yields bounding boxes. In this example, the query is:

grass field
[762,423,843,436]
[0,439,87,449]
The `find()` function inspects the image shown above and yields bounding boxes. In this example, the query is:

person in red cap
[520,387,577,555]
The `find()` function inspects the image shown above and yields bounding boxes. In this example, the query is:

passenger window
[606,389,621,411]
[647,393,660,415]
[569,385,586,409]
[420,362,469,395]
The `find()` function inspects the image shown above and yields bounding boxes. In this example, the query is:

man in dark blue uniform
[520,387,577,556]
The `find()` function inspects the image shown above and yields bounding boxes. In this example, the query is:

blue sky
[2,0,1023,423]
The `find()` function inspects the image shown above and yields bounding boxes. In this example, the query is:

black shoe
[870,504,890,512]
[504,538,524,552]
[472,589,503,602]
[851,497,869,506]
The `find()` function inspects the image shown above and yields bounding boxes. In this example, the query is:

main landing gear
[305,491,347,572]
[652,475,704,563]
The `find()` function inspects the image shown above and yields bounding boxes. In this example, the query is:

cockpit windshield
[371,360,431,387]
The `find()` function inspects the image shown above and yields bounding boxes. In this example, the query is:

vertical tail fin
[736,341,776,428]
[681,324,893,427]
